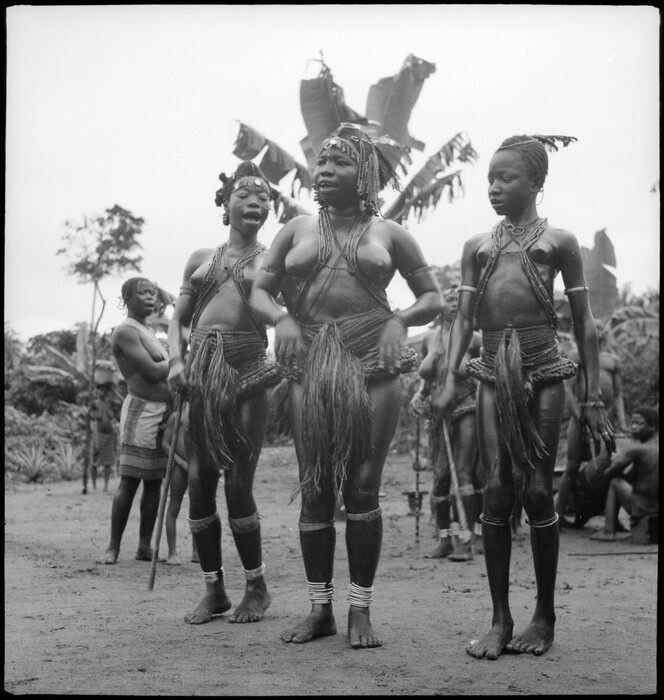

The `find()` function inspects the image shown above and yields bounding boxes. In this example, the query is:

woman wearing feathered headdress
[433,134,616,660]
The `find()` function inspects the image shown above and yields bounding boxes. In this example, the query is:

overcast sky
[5,4,660,342]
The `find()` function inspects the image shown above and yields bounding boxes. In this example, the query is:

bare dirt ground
[4,444,658,696]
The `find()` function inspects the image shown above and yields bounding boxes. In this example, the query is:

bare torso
[111,321,170,402]
[190,246,267,333]
[283,215,398,323]
[473,224,567,331]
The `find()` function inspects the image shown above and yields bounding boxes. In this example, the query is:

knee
[483,482,515,521]
[523,482,552,517]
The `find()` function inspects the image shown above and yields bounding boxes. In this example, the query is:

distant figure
[159,407,197,566]
[91,382,118,492]
[410,287,483,561]
[555,321,628,526]
[591,406,659,542]
[97,278,171,565]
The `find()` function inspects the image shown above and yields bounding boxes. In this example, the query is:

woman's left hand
[580,405,617,455]
[377,317,407,373]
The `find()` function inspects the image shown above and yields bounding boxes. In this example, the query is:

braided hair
[120,277,154,309]
[496,134,578,190]
[215,161,275,226]
[316,123,401,216]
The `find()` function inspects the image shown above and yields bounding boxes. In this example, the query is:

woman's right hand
[430,378,457,417]
[274,315,305,368]
[167,357,188,396]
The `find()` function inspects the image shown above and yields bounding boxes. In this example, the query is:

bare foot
[590,530,616,541]
[96,549,118,565]
[505,618,555,656]
[280,605,337,643]
[166,553,182,566]
[448,540,473,562]
[184,581,232,625]
[423,538,454,559]
[135,547,153,561]
[228,578,271,623]
[466,622,514,660]
[348,606,381,649]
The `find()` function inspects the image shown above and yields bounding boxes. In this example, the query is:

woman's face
[487,149,538,217]
[227,177,271,234]
[313,145,359,207]
[128,280,157,318]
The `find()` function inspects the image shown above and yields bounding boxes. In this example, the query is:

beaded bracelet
[579,401,605,409]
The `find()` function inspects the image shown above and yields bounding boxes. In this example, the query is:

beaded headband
[317,123,398,216]
[232,175,272,195]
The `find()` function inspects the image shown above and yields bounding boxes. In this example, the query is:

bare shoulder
[546,224,579,248]
[186,247,214,269]
[281,214,316,241]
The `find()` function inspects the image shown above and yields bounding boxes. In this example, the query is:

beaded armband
[579,400,605,409]
[457,285,477,294]
[179,285,196,297]
[402,264,433,280]
[564,286,590,295]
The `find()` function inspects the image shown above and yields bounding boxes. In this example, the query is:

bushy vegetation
[4,285,658,484]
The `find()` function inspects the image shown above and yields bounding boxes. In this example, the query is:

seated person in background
[555,321,628,526]
[591,406,658,542]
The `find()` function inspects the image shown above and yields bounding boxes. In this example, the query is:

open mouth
[242,213,262,223]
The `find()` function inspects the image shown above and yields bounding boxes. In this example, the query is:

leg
[103,465,111,491]
[449,413,478,562]
[96,475,140,563]
[135,478,163,560]
[555,418,584,524]
[281,382,337,643]
[184,437,230,625]
[424,413,453,558]
[91,464,97,490]
[591,478,633,541]
[165,463,188,565]
[506,383,564,656]
[466,384,515,660]
[226,392,271,623]
[343,376,401,649]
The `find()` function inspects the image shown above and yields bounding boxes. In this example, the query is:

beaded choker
[503,218,544,237]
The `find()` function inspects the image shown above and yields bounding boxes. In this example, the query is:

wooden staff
[414,417,422,543]
[148,393,184,591]
[442,421,469,533]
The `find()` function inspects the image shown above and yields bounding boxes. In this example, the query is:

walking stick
[442,421,469,535]
[414,417,422,543]
[148,392,184,591]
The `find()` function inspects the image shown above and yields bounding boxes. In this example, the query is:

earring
[536,188,544,206]
[222,210,230,226]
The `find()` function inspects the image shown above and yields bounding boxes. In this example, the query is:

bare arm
[249,219,304,365]
[561,232,616,454]
[611,357,628,432]
[113,326,168,384]
[603,444,640,481]
[166,249,209,394]
[430,237,480,416]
